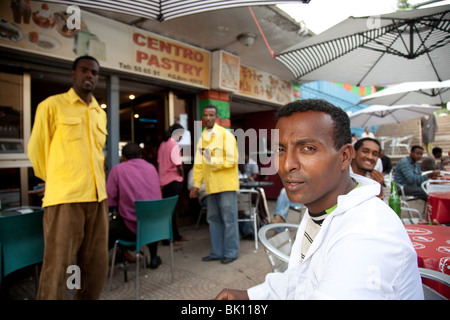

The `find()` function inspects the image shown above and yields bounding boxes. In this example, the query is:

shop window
[0,72,24,153]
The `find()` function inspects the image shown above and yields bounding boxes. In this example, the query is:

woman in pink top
[157,123,186,245]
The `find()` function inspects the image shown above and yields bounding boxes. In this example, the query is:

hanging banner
[0,0,210,88]
[238,64,293,105]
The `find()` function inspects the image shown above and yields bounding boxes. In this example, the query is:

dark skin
[215,111,356,300]
[189,106,217,200]
[29,58,100,197]
[351,140,384,198]
[410,147,439,179]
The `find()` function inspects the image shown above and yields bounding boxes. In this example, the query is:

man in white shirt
[215,99,423,300]
[361,126,375,139]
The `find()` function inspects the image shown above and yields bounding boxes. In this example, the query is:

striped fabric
[301,212,327,261]
[46,0,310,21]
[275,5,450,85]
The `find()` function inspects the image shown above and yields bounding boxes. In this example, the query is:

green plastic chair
[0,209,44,291]
[108,195,178,300]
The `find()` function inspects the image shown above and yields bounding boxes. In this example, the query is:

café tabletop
[427,191,450,224]
[404,224,450,298]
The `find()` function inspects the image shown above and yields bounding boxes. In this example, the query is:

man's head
[352,138,381,174]
[165,123,185,141]
[432,147,443,159]
[410,145,424,163]
[274,99,354,213]
[121,142,142,161]
[202,105,218,129]
[71,55,100,96]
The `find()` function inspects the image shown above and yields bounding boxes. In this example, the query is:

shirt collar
[68,88,99,107]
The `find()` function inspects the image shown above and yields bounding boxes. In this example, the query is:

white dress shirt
[248,174,423,300]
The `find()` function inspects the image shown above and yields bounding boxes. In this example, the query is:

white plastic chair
[419,268,450,300]
[400,202,426,224]
[390,135,413,155]
[258,223,298,273]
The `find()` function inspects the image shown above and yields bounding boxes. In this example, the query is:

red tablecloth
[426,192,450,224]
[405,224,450,298]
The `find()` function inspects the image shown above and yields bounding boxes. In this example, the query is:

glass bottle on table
[389,181,401,219]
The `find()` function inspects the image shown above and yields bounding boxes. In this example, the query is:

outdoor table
[426,191,450,224]
[0,206,44,217]
[404,224,450,298]
[239,181,274,224]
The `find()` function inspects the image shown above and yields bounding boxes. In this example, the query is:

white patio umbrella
[348,104,441,127]
[276,5,450,85]
[359,80,450,106]
[46,0,310,21]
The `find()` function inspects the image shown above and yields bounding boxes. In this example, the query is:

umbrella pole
[419,119,422,147]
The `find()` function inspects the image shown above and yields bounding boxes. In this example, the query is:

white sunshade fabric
[359,80,450,105]
[348,104,441,127]
[46,0,310,21]
[275,4,450,86]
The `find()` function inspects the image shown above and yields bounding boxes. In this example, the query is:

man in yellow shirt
[190,105,240,264]
[28,55,108,299]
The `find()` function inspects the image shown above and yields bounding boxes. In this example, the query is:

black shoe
[202,255,220,262]
[243,233,255,240]
[148,256,162,269]
[221,257,236,264]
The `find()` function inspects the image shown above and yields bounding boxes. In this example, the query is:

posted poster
[0,0,210,88]
[238,64,293,105]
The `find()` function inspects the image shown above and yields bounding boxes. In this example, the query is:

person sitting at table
[106,142,163,269]
[214,99,423,300]
[380,149,393,175]
[420,146,447,171]
[270,187,303,224]
[394,145,440,201]
[238,150,259,181]
[350,138,384,199]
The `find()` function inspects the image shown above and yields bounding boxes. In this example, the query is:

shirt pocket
[59,117,82,141]
[95,119,107,147]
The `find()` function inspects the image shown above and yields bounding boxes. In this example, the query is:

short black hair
[72,55,100,70]
[202,105,218,115]
[354,137,381,152]
[432,147,442,155]
[122,142,142,160]
[411,145,424,153]
[164,123,184,141]
[276,99,352,150]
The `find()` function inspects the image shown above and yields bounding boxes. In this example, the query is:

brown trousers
[36,200,109,300]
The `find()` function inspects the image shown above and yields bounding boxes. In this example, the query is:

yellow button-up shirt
[193,123,239,195]
[28,88,108,207]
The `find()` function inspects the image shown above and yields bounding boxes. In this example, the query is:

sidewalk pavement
[3,200,303,300]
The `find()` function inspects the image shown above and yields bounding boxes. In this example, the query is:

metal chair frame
[419,268,450,300]
[107,196,178,300]
[237,189,260,251]
[258,223,298,273]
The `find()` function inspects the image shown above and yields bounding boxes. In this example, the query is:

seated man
[394,145,440,201]
[420,146,445,171]
[350,138,384,199]
[238,151,259,181]
[106,142,163,269]
[270,187,304,224]
[215,99,423,300]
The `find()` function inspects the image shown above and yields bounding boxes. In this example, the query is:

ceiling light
[237,33,256,46]
[129,94,135,100]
